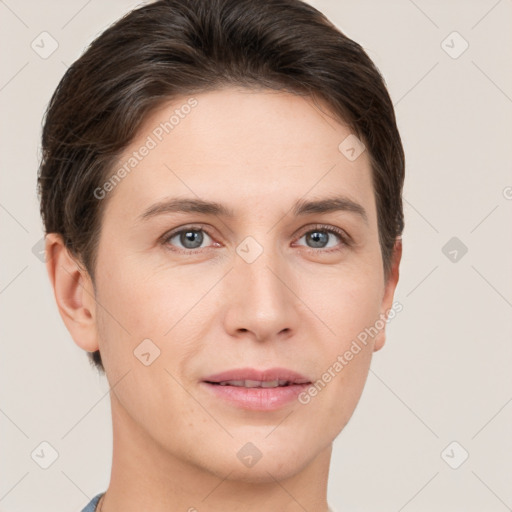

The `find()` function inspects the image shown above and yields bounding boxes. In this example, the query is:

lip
[203,367,311,384]
[201,367,311,411]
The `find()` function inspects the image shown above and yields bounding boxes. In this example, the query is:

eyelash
[160,223,351,255]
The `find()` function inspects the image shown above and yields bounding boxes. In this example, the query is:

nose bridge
[224,232,299,340]
[239,248,283,302]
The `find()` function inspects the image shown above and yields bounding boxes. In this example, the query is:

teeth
[219,380,243,386]
[217,379,291,388]
[245,379,263,388]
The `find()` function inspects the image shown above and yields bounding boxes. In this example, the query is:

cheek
[93,268,200,429]
[93,253,212,390]
[301,265,383,419]
[94,255,190,337]
[306,263,384,345]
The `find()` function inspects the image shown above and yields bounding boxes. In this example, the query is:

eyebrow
[138,195,368,224]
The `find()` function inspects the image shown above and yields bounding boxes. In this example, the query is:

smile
[201,367,312,411]
[212,379,294,388]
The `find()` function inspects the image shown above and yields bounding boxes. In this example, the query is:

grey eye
[297,229,342,249]
[167,229,212,250]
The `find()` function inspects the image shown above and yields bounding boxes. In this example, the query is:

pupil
[181,230,203,249]
[308,231,327,248]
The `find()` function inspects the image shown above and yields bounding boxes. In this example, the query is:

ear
[373,238,402,352]
[45,233,99,353]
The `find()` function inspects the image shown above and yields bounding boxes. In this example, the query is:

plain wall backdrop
[1,0,511,511]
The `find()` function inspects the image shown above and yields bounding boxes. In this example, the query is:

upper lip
[202,367,311,385]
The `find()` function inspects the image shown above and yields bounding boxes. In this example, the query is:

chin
[224,459,309,484]
[200,438,317,484]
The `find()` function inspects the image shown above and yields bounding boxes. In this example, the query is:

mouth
[201,367,312,411]
[205,379,304,388]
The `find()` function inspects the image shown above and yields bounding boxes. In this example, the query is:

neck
[101,394,332,512]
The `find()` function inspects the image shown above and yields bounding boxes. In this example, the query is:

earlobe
[373,238,402,352]
[45,233,99,353]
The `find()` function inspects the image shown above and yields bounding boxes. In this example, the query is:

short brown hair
[37,0,405,374]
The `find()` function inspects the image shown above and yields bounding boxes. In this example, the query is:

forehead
[103,87,376,223]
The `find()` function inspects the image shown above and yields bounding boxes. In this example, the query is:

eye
[160,223,350,254]
[294,224,349,252]
[162,225,217,253]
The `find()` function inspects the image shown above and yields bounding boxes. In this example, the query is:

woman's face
[89,87,400,482]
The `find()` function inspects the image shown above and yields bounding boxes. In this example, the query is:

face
[77,88,400,482]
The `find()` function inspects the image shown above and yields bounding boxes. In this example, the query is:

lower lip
[201,382,310,411]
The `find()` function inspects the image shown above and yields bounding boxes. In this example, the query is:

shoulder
[80,492,105,512]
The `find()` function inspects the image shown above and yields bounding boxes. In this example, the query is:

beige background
[1,0,511,511]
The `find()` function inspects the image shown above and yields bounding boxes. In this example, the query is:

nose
[222,244,301,343]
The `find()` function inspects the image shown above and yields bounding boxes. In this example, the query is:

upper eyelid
[293,225,350,247]
[162,224,213,241]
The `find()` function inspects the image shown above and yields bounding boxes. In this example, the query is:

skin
[46,87,401,512]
